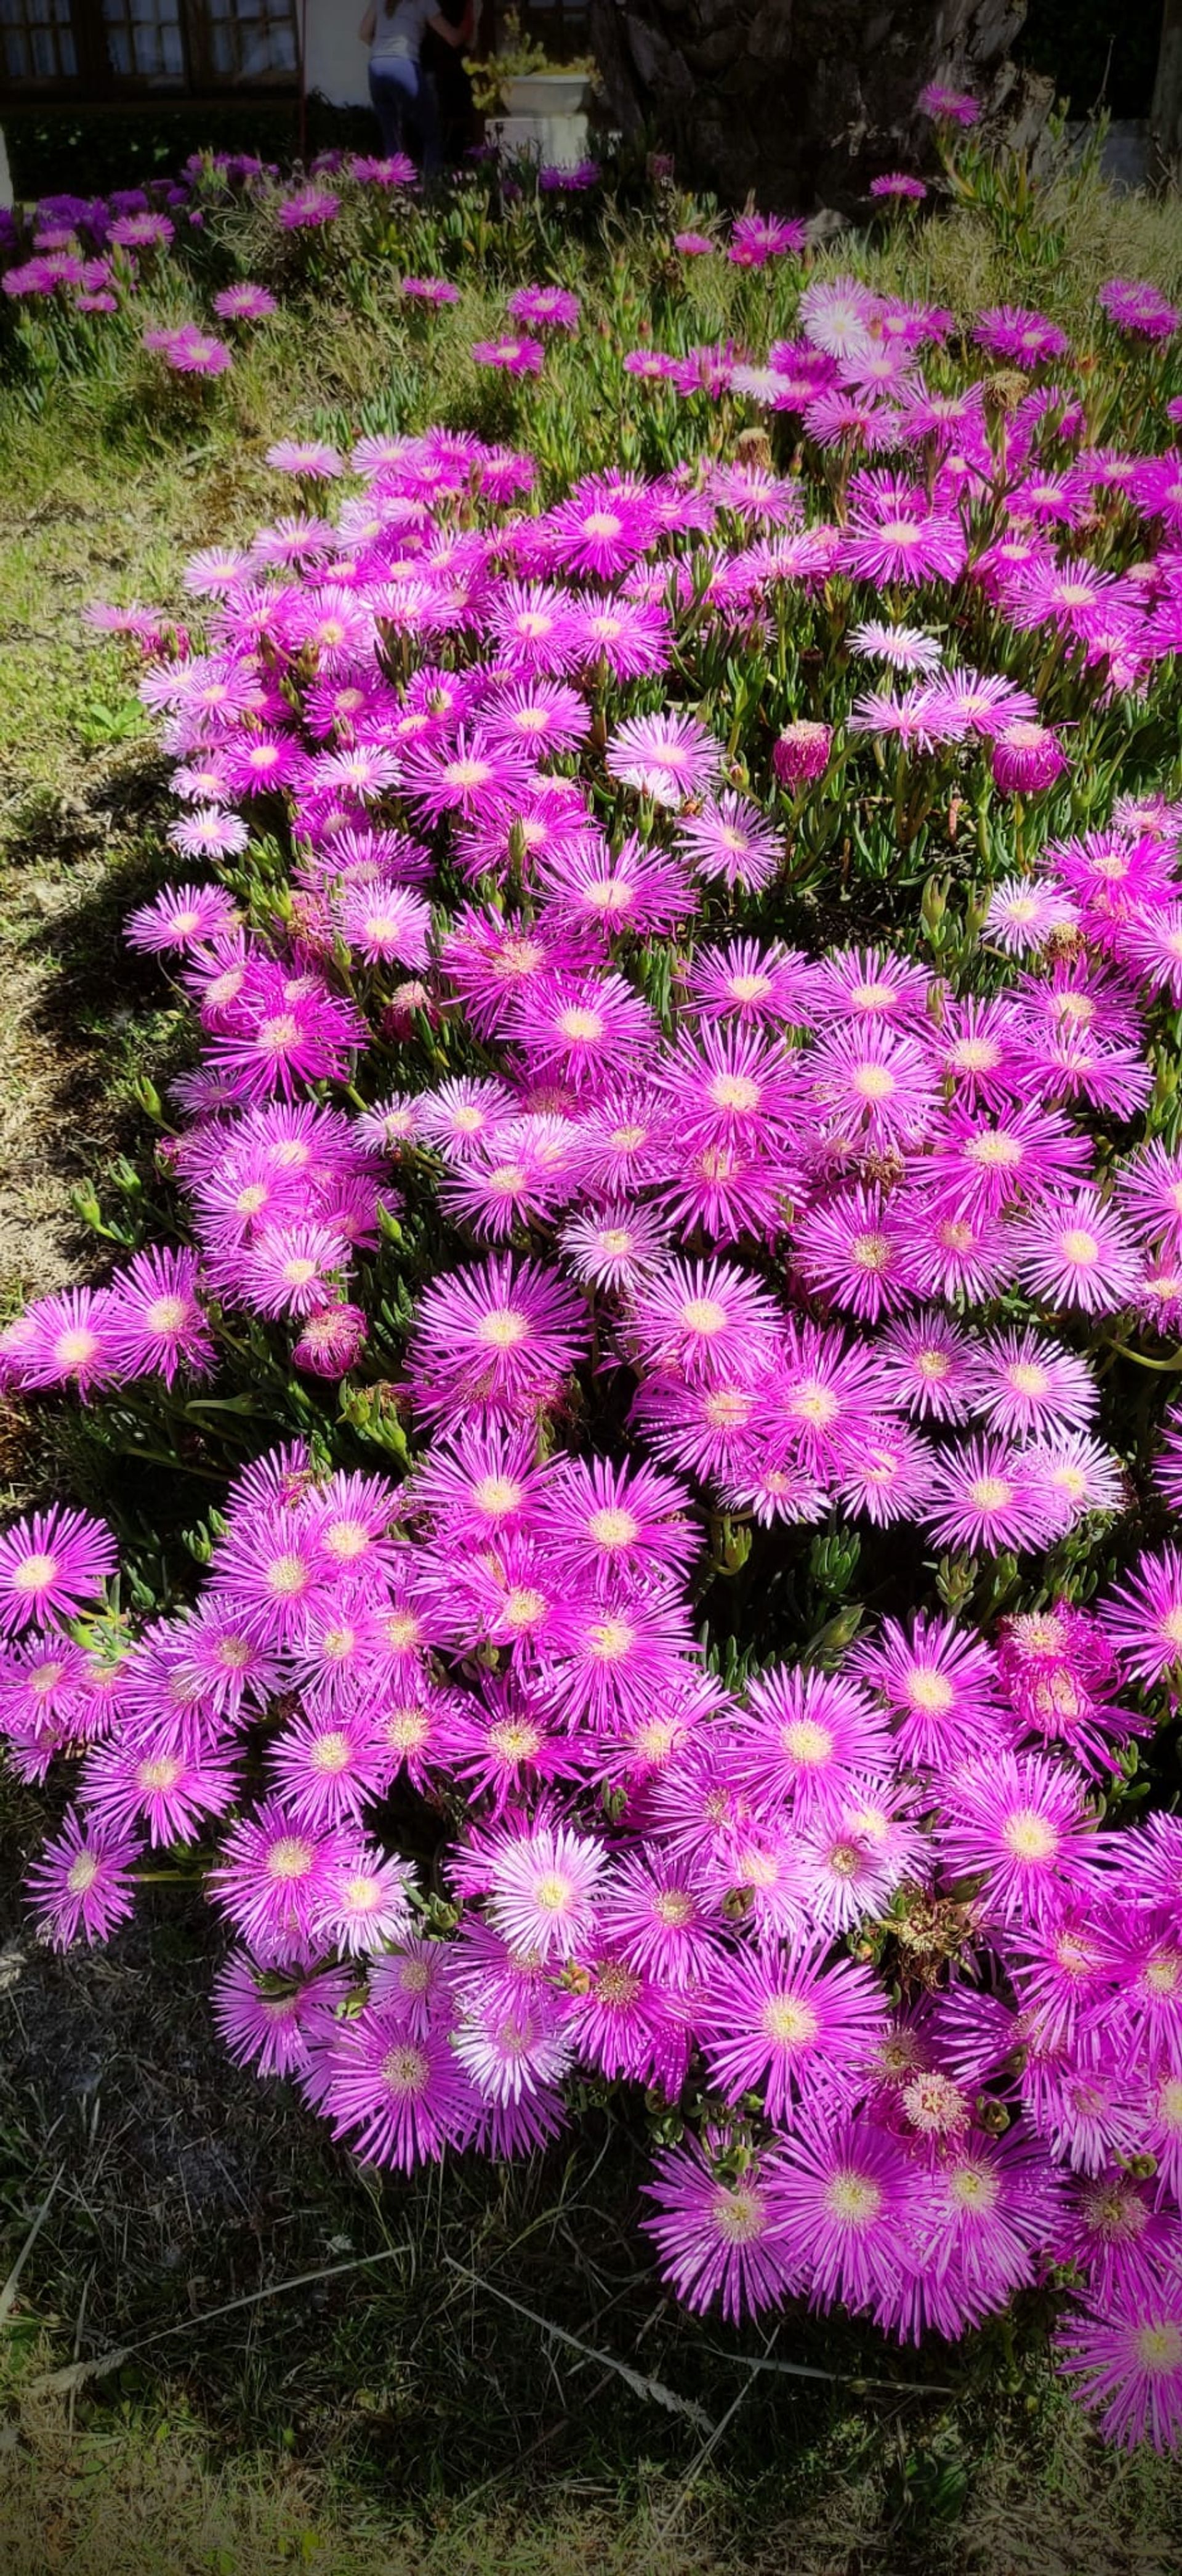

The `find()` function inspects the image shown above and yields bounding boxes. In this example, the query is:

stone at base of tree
[588,0,1053,210]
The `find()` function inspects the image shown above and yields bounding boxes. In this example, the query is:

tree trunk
[1151,0,1182,180]
[588,0,1051,212]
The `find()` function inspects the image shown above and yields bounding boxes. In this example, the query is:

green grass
[5,127,1182,2569]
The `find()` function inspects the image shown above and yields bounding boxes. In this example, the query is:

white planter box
[504,72,589,116]
[488,102,590,169]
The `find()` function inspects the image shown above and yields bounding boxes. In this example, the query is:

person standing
[422,0,477,168]
[358,0,475,179]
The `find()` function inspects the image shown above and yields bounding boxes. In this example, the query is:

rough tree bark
[588,0,1053,211]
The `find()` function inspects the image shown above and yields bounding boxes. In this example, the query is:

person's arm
[427,6,473,46]
[359,4,377,43]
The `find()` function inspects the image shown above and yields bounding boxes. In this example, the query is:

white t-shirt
[371,0,436,63]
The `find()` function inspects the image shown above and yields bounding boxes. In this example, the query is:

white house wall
[304,0,371,108]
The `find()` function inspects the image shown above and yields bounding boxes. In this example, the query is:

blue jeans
[369,60,442,179]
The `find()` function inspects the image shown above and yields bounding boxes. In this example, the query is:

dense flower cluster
[9,115,1182,2452]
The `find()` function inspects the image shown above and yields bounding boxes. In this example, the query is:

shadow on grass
[1,1817,1180,2573]
[0,748,191,1501]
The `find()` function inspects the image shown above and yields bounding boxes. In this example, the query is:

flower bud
[291,1302,368,1379]
[772,719,832,789]
[990,721,1067,795]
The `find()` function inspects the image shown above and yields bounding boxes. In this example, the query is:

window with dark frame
[100,0,186,87]
[0,0,79,86]
[0,0,300,94]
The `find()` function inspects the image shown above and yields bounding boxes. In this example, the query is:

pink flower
[837,470,967,586]
[729,212,806,265]
[1015,1189,1141,1313]
[471,334,545,376]
[401,275,460,302]
[937,1750,1101,1922]
[486,1817,609,1961]
[406,1252,590,1423]
[1056,2296,1182,2450]
[0,1505,117,1635]
[975,305,1070,368]
[278,187,340,230]
[212,282,278,322]
[773,720,832,789]
[506,283,580,331]
[918,83,979,124]
[870,172,927,201]
[605,708,722,807]
[643,2139,799,2322]
[1099,278,1179,341]
[702,1940,886,2127]
[107,1245,214,1385]
[325,2013,477,2170]
[26,1807,140,1948]
[773,2112,922,2318]
[1103,1545,1182,1686]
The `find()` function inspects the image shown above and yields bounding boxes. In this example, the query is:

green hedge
[2,96,376,203]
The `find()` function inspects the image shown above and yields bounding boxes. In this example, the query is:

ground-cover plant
[8,101,1182,2468]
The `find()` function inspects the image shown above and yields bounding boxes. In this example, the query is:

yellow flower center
[680,1296,728,1336]
[704,1387,752,1426]
[586,1505,640,1551]
[477,1307,530,1351]
[762,1994,819,2048]
[266,1553,310,1597]
[310,1730,353,1774]
[380,2043,429,2096]
[257,1013,300,1052]
[344,1876,384,1912]
[145,1294,190,1333]
[1001,1807,1057,1862]
[788,1382,838,1426]
[473,1474,523,1518]
[1059,1229,1100,1265]
[587,1617,633,1662]
[324,1519,370,1561]
[710,1072,761,1113]
[267,1836,314,1881]
[905,1666,954,1712]
[504,1587,547,1629]
[55,1330,99,1367]
[533,1872,573,1913]
[488,1719,541,1760]
[965,1131,1023,1168]
[947,2162,1000,2211]
[12,1551,57,1593]
[138,1756,182,1792]
[952,1036,999,1072]
[710,2187,765,2242]
[824,2172,882,2224]
[852,1062,896,1100]
[385,1705,430,1750]
[1008,1362,1049,1396]
[654,1889,694,1926]
[782,1719,834,1766]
